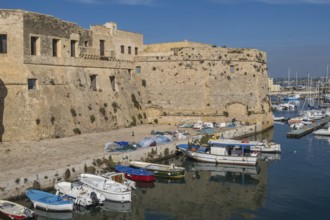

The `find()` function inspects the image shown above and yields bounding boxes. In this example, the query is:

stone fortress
[0,9,273,142]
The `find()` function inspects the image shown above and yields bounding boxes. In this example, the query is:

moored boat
[0,200,34,220]
[25,189,73,211]
[79,173,131,203]
[178,140,258,166]
[54,181,105,207]
[129,161,185,179]
[209,138,281,153]
[114,165,156,182]
[314,127,330,136]
[101,172,136,190]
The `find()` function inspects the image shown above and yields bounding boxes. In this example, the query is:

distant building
[268,78,281,92]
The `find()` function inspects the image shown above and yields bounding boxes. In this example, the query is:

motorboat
[79,173,131,203]
[314,127,330,136]
[101,172,136,190]
[54,181,105,207]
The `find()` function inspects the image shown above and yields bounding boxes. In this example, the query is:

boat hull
[0,200,34,220]
[25,189,73,212]
[180,148,257,166]
[79,174,131,203]
[129,161,185,179]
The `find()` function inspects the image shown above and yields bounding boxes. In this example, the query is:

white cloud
[68,0,155,5]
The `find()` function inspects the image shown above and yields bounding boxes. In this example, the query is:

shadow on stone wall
[0,79,7,142]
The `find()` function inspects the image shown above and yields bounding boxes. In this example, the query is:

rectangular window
[128,46,131,55]
[90,75,97,91]
[100,40,105,56]
[28,79,36,90]
[84,41,88,47]
[71,40,77,57]
[121,45,124,54]
[230,65,235,73]
[109,76,116,92]
[0,34,7,54]
[136,66,141,74]
[135,47,138,55]
[31,36,39,55]
[52,39,60,57]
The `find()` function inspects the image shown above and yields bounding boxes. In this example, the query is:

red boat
[0,200,34,220]
[115,165,156,182]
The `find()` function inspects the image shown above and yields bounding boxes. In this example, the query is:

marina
[286,116,330,138]
[7,118,330,220]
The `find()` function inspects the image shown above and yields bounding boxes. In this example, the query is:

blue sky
[2,0,330,78]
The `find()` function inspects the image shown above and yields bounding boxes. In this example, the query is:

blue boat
[114,165,156,182]
[25,189,73,211]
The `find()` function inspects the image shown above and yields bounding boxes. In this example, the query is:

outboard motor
[90,191,99,205]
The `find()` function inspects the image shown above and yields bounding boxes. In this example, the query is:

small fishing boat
[0,200,34,220]
[101,172,136,190]
[114,164,157,182]
[79,173,131,203]
[54,181,105,207]
[209,138,281,153]
[25,189,73,211]
[129,161,185,178]
[177,140,258,166]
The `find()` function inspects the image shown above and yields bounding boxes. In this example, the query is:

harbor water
[5,105,330,220]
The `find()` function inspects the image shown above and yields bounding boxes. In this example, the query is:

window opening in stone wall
[121,45,124,54]
[52,39,60,57]
[0,34,7,54]
[136,66,141,74]
[100,40,105,56]
[135,47,138,55]
[90,75,97,91]
[84,41,88,47]
[109,76,117,92]
[28,79,37,90]
[31,36,39,55]
[128,46,131,55]
[230,65,235,73]
[71,40,77,57]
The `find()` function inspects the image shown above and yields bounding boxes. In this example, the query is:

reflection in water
[101,200,131,213]
[34,209,73,220]
[188,161,261,186]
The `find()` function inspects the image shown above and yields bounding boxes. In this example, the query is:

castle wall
[136,46,273,129]
[0,9,273,142]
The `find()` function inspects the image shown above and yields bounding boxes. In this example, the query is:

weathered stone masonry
[0,9,273,142]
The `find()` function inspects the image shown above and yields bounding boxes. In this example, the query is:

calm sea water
[6,103,330,220]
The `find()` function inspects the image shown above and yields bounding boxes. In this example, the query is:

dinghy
[25,189,73,211]
[129,161,185,178]
[114,164,156,182]
[0,200,34,220]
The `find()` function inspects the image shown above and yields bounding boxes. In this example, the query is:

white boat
[178,140,258,166]
[314,127,330,136]
[0,200,34,220]
[79,173,131,203]
[101,172,136,190]
[283,93,300,101]
[54,181,105,207]
[209,138,281,153]
[290,122,305,130]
